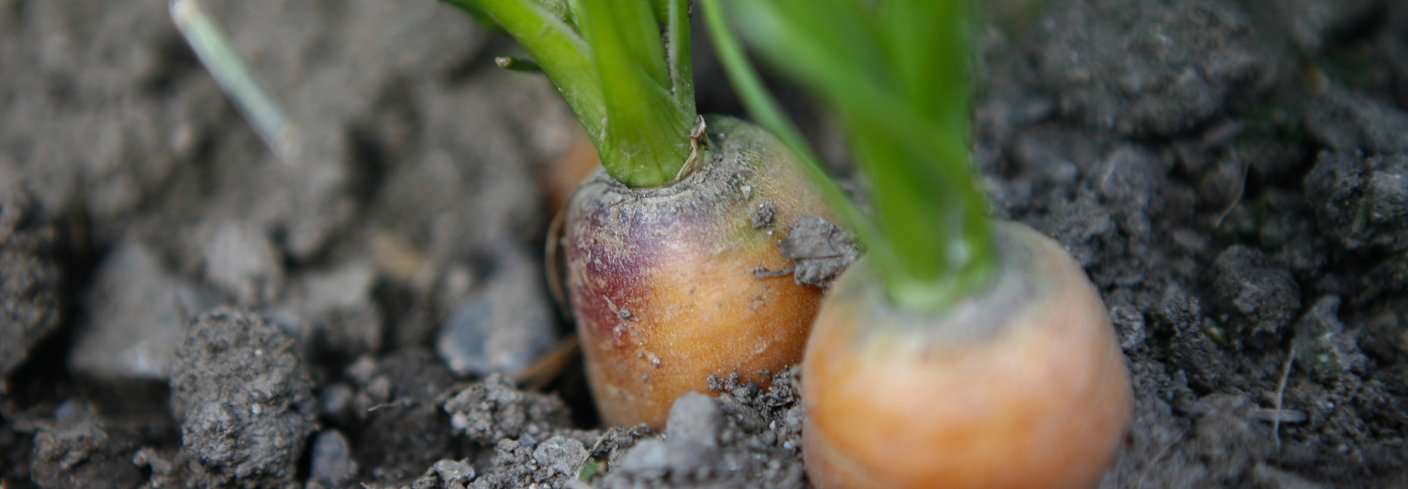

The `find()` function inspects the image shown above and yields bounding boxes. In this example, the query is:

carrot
[704,0,1133,487]
[446,0,833,428]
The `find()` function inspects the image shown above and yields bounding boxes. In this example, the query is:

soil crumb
[398,373,609,488]
[29,402,143,489]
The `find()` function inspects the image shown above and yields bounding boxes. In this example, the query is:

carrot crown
[447,0,697,188]
[703,0,997,312]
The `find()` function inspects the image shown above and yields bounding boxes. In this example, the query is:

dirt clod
[1305,90,1408,155]
[778,216,860,288]
[0,191,61,378]
[443,373,572,445]
[1291,296,1366,384]
[1035,0,1273,136]
[1212,245,1302,341]
[751,202,777,229]
[169,307,317,488]
[1305,151,1408,252]
[600,370,806,488]
[348,348,459,483]
[29,404,143,489]
[532,435,590,478]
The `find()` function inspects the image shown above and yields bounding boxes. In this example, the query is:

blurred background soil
[1,0,1406,487]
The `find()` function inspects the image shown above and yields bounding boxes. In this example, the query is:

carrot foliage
[445,0,696,188]
[703,0,997,312]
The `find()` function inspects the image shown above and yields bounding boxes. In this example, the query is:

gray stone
[69,239,220,380]
[198,220,283,305]
[309,430,358,489]
[615,439,669,477]
[665,392,723,451]
[437,247,557,377]
[432,459,477,484]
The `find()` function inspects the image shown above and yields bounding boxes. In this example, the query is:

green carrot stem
[171,0,297,161]
[447,0,603,143]
[576,0,692,186]
[495,56,543,73]
[699,0,890,276]
[446,0,695,188]
[705,0,997,312]
[664,0,696,128]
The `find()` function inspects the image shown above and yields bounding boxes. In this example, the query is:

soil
[1,0,1406,488]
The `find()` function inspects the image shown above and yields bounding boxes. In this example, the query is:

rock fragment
[437,248,557,377]
[69,239,220,380]
[308,430,359,489]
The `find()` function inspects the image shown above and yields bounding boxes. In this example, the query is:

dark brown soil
[2,0,1407,488]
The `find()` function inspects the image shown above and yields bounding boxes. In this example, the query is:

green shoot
[698,0,886,277]
[171,0,298,161]
[577,458,603,480]
[445,0,696,188]
[495,56,543,73]
[704,0,997,312]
